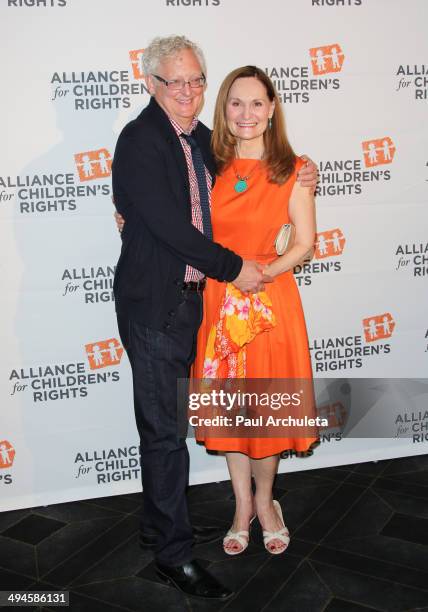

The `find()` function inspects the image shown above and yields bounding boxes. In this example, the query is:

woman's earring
[268,117,272,130]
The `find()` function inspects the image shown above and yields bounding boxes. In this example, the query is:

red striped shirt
[168,115,212,282]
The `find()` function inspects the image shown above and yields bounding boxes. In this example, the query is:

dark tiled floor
[1,456,428,612]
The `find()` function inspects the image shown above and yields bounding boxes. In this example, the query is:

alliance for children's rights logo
[309,44,344,76]
[85,338,123,370]
[395,65,428,101]
[362,138,395,168]
[0,147,112,215]
[265,42,344,104]
[74,444,140,485]
[74,149,112,181]
[281,400,346,459]
[62,264,115,303]
[318,402,347,431]
[50,48,149,111]
[8,338,123,403]
[0,440,15,486]
[310,312,394,372]
[294,228,345,286]
[129,49,145,79]
[395,241,428,278]
[316,137,395,197]
[362,313,395,343]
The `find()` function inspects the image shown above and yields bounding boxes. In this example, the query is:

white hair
[142,35,206,77]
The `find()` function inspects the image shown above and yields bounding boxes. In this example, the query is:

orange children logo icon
[318,402,347,429]
[0,440,15,469]
[362,313,395,342]
[85,338,124,370]
[74,149,112,182]
[315,228,346,259]
[309,44,344,75]
[129,49,145,79]
[362,137,396,168]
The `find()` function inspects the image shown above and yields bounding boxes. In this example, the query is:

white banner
[1,0,427,511]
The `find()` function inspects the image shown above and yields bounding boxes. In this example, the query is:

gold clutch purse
[274,223,295,256]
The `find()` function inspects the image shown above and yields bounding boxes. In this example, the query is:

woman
[115,66,319,556]
[192,66,319,555]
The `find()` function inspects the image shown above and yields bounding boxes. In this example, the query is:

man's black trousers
[117,289,203,566]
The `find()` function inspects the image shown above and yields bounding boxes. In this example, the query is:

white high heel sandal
[262,500,290,555]
[223,515,256,556]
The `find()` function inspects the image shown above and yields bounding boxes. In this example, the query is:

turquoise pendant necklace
[233,162,261,193]
[233,148,264,193]
[234,178,248,193]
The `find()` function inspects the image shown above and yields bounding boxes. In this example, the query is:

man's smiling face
[146,48,206,130]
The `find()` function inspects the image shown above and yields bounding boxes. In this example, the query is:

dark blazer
[112,97,242,331]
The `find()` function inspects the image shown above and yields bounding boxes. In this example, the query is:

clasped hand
[232,260,274,294]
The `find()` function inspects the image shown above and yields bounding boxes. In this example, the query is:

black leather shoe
[156,560,233,600]
[139,524,223,549]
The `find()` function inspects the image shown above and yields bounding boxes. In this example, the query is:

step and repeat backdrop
[1,0,427,511]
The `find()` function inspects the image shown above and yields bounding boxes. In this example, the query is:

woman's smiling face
[226,76,274,148]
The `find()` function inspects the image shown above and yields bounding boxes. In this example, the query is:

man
[112,35,317,600]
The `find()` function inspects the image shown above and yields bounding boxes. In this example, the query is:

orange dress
[192,156,320,458]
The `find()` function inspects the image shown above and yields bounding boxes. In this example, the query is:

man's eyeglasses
[152,74,206,91]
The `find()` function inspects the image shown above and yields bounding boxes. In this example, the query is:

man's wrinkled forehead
[156,49,204,79]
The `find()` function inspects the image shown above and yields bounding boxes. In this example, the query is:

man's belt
[181,279,206,292]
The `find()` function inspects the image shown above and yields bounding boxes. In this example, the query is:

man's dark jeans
[117,289,203,566]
